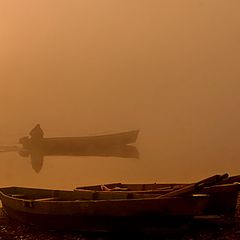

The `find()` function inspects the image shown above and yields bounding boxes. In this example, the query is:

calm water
[0,126,239,190]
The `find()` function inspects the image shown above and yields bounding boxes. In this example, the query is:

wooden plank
[157,174,229,198]
[33,197,59,202]
[218,175,240,185]
[11,194,25,198]
[196,173,229,188]
[157,184,196,198]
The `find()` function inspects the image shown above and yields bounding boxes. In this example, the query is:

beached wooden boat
[75,175,240,217]
[19,130,139,151]
[0,186,208,231]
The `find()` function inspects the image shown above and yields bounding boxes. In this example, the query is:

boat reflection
[18,145,139,173]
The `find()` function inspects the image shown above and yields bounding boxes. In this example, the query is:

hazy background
[0,0,240,189]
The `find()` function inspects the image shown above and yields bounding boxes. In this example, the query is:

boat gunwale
[45,130,140,141]
[0,187,209,203]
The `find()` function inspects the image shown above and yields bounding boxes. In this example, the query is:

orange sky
[0,1,240,182]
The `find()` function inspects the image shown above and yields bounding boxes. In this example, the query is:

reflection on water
[1,129,240,190]
[18,150,43,173]
[18,145,139,173]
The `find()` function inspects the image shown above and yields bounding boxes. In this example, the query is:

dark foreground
[0,195,240,240]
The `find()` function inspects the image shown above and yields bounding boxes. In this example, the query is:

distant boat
[0,186,208,231]
[19,130,140,151]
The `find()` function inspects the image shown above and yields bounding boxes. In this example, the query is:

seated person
[29,124,44,140]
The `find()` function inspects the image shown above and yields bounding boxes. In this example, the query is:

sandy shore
[0,195,240,240]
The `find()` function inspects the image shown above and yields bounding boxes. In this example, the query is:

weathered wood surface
[158,174,229,198]
[0,186,210,232]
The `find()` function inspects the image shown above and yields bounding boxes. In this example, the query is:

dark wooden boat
[0,186,208,231]
[75,174,237,193]
[75,174,240,217]
[19,130,139,151]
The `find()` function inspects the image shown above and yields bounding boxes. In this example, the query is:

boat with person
[19,129,140,151]
[0,186,208,232]
[74,174,240,217]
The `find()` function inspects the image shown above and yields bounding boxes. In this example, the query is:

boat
[0,186,208,231]
[19,130,139,151]
[74,174,240,217]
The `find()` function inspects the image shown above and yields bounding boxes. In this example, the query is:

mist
[0,1,240,188]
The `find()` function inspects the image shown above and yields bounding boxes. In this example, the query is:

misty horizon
[0,1,239,189]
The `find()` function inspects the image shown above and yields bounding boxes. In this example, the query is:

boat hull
[2,205,196,232]
[19,130,139,151]
[0,187,208,231]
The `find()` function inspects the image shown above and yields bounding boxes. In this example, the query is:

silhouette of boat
[19,130,139,151]
[0,186,208,231]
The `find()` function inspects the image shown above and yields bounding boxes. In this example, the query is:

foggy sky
[1,1,240,183]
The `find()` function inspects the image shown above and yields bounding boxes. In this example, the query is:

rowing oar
[216,175,240,185]
[157,173,229,198]
[0,145,20,152]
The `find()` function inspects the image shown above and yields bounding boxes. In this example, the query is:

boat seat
[11,194,25,198]
[33,197,59,202]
